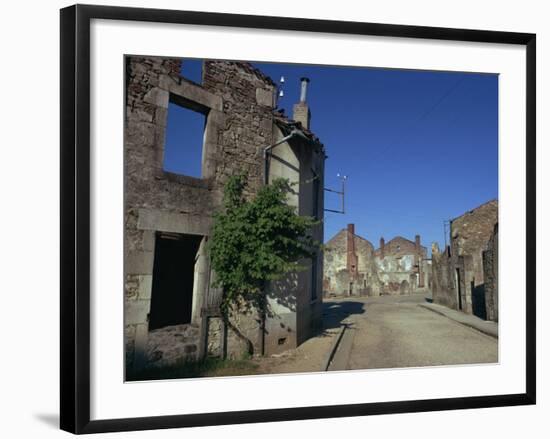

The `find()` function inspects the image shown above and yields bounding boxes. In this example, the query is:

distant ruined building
[323,224,431,297]
[124,56,325,374]
[431,200,498,321]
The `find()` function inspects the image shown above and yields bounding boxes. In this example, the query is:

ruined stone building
[323,224,381,296]
[375,235,430,294]
[323,225,429,296]
[124,56,325,374]
[431,200,498,321]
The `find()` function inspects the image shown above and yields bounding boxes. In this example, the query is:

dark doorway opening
[456,268,463,310]
[471,281,488,320]
[149,232,202,331]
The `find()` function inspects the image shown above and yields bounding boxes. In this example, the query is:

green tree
[209,174,320,353]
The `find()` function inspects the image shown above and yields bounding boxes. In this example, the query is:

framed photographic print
[60,4,536,434]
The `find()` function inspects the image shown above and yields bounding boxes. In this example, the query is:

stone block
[160,76,223,111]
[126,250,154,275]
[138,275,153,299]
[125,300,150,325]
[137,208,211,236]
[154,107,168,127]
[256,87,274,107]
[126,121,156,147]
[142,231,155,252]
[143,87,169,108]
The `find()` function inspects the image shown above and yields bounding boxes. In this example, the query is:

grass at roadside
[126,356,259,381]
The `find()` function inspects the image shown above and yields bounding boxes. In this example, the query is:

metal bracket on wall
[324,174,347,214]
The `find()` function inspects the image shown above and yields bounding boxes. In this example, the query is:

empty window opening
[278,337,287,346]
[163,100,206,178]
[180,59,203,84]
[149,232,202,330]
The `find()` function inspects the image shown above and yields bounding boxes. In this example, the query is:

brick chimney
[415,234,421,252]
[293,77,311,130]
[346,224,358,277]
[380,237,385,258]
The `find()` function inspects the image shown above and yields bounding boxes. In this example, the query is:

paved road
[326,293,498,371]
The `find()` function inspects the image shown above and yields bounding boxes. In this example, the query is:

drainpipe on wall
[263,129,310,184]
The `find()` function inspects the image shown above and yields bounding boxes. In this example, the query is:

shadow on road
[322,300,366,331]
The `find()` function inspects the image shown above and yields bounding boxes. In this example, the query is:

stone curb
[322,324,347,371]
[419,303,498,339]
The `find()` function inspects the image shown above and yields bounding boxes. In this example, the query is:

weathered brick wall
[323,229,347,295]
[125,56,324,370]
[125,56,203,371]
[451,200,498,319]
[324,229,430,297]
[373,236,427,295]
[376,236,422,259]
[432,201,498,319]
[323,228,381,296]
[125,57,279,370]
[431,244,456,308]
[202,61,276,194]
[483,224,498,322]
[356,236,375,273]
[375,254,417,294]
[451,200,498,286]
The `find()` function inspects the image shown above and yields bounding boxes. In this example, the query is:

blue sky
[165,59,498,251]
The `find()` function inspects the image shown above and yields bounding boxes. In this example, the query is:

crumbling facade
[323,224,382,296]
[483,223,499,321]
[431,200,498,321]
[124,56,325,374]
[323,225,429,296]
[375,235,429,295]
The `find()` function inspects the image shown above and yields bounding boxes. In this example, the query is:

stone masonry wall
[125,56,279,371]
[374,236,427,295]
[451,200,498,288]
[202,61,276,195]
[483,224,499,322]
[450,200,498,319]
[323,229,430,297]
[432,200,498,320]
[125,56,324,371]
[323,227,381,297]
[431,244,455,309]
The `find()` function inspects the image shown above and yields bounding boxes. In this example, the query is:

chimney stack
[415,234,421,252]
[346,224,358,277]
[380,237,385,258]
[293,77,311,130]
[299,77,309,102]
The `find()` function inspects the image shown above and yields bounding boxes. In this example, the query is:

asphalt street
[326,293,498,371]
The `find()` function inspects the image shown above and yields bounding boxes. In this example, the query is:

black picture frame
[60,4,536,434]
